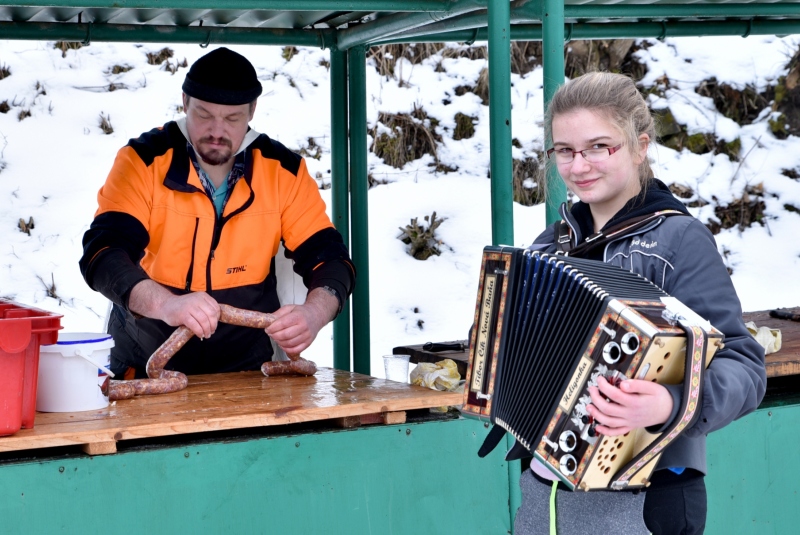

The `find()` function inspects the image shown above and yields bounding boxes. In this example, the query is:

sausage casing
[111,304,312,401]
[219,304,277,329]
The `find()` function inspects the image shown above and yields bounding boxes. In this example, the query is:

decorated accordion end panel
[462,248,515,418]
[533,299,722,491]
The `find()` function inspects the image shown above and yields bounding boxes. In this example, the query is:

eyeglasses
[546,143,624,164]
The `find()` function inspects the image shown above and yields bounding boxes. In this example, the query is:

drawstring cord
[550,480,558,535]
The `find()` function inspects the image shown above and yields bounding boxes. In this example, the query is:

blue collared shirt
[187,143,246,217]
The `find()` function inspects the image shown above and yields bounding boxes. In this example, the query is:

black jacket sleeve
[79,211,151,310]
[284,227,356,315]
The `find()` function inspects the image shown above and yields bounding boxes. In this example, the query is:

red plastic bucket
[0,300,62,436]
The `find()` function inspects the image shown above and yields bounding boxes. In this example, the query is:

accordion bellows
[462,247,722,491]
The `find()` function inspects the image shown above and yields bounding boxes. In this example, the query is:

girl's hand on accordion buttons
[587,377,674,436]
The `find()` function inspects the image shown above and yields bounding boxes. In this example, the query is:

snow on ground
[0,35,798,376]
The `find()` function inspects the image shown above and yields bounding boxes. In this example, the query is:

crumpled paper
[410,358,463,413]
[745,321,782,355]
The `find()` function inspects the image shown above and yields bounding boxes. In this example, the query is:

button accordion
[462,247,722,491]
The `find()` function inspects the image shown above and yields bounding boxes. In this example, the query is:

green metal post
[330,48,351,372]
[488,0,518,525]
[542,0,567,226]
[488,0,513,247]
[348,45,371,376]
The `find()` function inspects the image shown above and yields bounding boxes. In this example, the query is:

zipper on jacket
[185,218,200,291]
[206,217,222,292]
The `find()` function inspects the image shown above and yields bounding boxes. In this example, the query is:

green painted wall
[3,400,797,534]
[706,400,800,534]
[0,417,511,534]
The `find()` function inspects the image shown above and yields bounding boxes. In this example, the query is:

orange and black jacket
[80,121,355,376]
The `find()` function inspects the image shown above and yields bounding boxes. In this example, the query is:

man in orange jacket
[80,47,355,378]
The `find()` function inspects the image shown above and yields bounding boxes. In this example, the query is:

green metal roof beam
[562,4,800,21]
[379,18,800,44]
[0,21,334,47]
[335,0,485,49]
[0,0,453,11]
[390,1,800,42]
[384,8,488,41]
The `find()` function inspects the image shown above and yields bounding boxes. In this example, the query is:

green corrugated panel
[0,417,512,534]
[706,401,800,534]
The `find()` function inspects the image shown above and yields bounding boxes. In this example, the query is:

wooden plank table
[0,367,462,455]
[743,307,800,378]
[394,308,800,380]
[393,340,469,377]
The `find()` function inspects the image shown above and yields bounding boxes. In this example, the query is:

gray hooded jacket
[532,196,766,474]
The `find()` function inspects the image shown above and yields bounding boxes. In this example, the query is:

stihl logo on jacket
[226,265,247,274]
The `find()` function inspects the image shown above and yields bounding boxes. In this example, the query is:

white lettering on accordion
[471,273,497,393]
[559,356,594,414]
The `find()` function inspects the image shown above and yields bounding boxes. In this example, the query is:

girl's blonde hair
[542,72,656,197]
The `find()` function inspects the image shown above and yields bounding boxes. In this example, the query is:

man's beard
[196,136,233,166]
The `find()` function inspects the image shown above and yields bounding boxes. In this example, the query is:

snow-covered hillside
[0,36,798,375]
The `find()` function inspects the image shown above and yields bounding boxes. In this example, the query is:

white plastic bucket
[36,333,115,412]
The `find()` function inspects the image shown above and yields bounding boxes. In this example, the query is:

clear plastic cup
[383,354,410,382]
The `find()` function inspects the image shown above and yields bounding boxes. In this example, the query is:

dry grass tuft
[695,77,773,125]
[513,157,544,206]
[706,183,768,234]
[370,105,441,169]
[297,137,322,160]
[398,211,446,260]
[453,112,476,141]
[108,64,133,75]
[18,216,34,236]
[0,63,10,80]
[99,112,113,135]
[163,57,188,75]
[282,46,299,62]
[37,273,62,304]
[668,184,709,208]
[53,41,83,58]
[146,47,174,65]
[565,39,636,79]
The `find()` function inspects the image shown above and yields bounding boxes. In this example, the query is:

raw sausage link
[146,326,194,378]
[221,304,318,377]
[219,304,277,329]
[110,304,314,401]
[108,371,189,401]
[108,381,136,401]
[261,357,317,377]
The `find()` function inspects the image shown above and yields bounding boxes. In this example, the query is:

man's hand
[586,376,674,436]
[129,280,220,339]
[266,288,339,355]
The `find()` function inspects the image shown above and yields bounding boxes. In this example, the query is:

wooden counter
[397,307,800,380]
[0,369,513,535]
[743,307,800,378]
[0,367,462,455]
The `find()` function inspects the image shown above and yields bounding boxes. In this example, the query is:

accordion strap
[478,424,507,458]
[609,321,709,490]
[556,210,686,257]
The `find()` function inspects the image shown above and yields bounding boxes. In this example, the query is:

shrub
[398,212,446,260]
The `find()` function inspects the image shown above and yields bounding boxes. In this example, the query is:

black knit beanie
[182,47,262,105]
